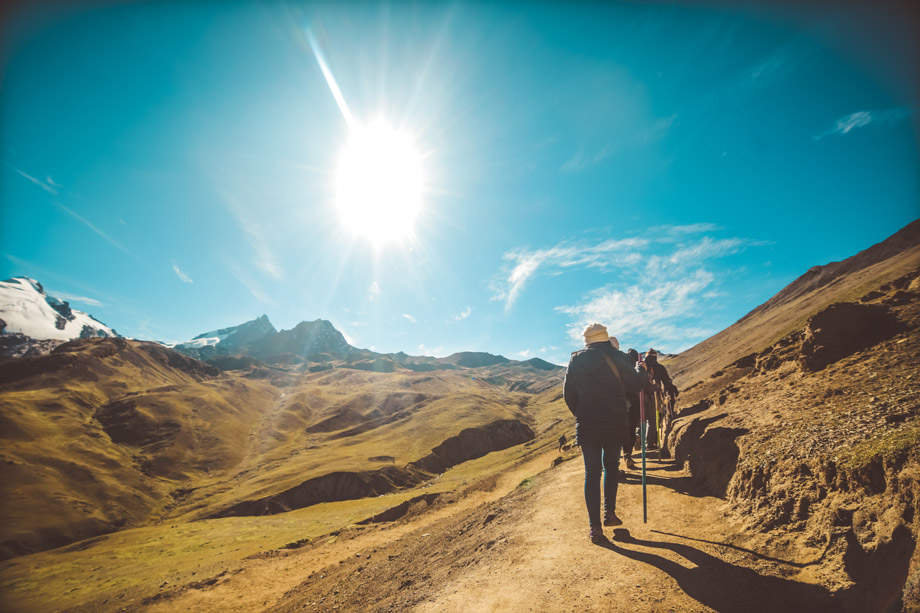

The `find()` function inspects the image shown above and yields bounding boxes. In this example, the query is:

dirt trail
[413,457,838,612]
[145,449,857,612]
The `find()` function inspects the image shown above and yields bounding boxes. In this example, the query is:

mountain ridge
[667,218,920,386]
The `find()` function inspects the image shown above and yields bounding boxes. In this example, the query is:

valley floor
[115,453,865,613]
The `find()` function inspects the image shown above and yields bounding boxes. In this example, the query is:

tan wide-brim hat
[583,323,609,344]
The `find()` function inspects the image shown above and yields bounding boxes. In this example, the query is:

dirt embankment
[666,269,920,611]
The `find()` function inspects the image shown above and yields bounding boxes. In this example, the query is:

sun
[334,121,424,245]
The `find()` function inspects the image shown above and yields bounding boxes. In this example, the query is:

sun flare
[334,121,424,245]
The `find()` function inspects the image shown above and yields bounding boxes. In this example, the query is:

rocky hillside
[667,219,920,386]
[665,249,920,607]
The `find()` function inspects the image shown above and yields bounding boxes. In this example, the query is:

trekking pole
[655,387,663,461]
[637,354,648,524]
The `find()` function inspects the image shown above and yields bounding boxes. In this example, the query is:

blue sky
[2,1,918,365]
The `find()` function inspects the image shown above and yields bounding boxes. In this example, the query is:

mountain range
[0,277,559,381]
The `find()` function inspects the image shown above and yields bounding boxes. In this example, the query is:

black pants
[624,395,640,457]
[580,440,622,527]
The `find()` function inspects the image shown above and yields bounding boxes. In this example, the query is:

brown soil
[126,455,868,613]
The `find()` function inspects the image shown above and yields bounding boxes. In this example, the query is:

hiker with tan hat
[563,323,649,544]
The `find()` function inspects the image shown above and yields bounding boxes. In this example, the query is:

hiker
[645,349,678,399]
[563,323,648,544]
[623,348,642,470]
[641,349,678,449]
[558,434,567,451]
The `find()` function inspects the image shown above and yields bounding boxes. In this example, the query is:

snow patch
[0,277,117,341]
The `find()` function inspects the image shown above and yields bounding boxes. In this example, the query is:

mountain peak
[0,276,117,344]
[443,351,510,368]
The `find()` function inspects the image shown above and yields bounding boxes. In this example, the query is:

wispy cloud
[636,114,677,143]
[556,269,718,351]
[402,313,417,323]
[493,225,767,352]
[698,36,815,112]
[560,114,677,174]
[172,264,194,284]
[54,203,134,258]
[417,344,445,358]
[560,144,615,174]
[229,265,273,304]
[739,41,800,91]
[216,189,284,280]
[368,281,381,302]
[5,254,111,303]
[51,291,104,307]
[12,167,59,195]
[491,237,650,311]
[651,223,722,237]
[454,306,471,320]
[666,236,748,266]
[815,107,912,139]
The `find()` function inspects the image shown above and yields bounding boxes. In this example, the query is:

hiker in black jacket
[563,323,649,544]
[642,349,678,447]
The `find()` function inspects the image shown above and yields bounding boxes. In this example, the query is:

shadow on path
[620,471,713,498]
[598,529,857,613]
[651,529,827,568]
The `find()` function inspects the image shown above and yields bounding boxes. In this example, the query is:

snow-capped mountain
[172,316,353,361]
[0,277,117,341]
[173,315,278,353]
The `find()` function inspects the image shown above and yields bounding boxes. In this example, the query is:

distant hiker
[558,434,567,451]
[645,349,678,399]
[563,323,648,544]
[623,348,642,470]
[641,349,679,449]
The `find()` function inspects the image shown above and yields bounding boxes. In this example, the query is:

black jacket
[646,357,678,396]
[563,342,648,445]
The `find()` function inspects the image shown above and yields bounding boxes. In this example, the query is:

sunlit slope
[0,338,278,559]
[0,337,566,558]
[175,368,549,520]
[667,219,920,387]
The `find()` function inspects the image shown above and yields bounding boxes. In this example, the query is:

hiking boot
[603,512,623,527]
[589,526,606,544]
[625,457,637,470]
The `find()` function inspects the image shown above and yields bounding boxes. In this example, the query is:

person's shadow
[598,529,860,612]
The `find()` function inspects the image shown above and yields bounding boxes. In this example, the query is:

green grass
[0,491,424,612]
[841,424,920,470]
[0,427,564,613]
